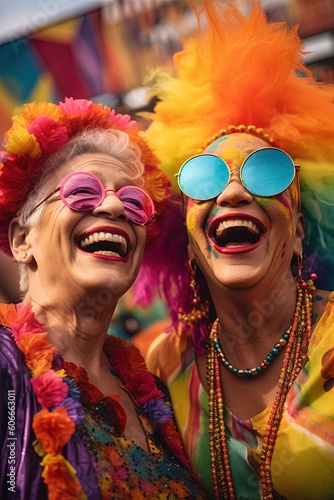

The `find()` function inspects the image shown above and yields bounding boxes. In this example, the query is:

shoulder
[308,289,334,355]
[313,289,333,326]
[0,326,24,374]
[146,325,194,382]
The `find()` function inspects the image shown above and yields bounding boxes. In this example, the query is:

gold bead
[237,124,246,132]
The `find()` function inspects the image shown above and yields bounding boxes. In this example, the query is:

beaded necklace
[206,283,313,500]
[212,327,291,378]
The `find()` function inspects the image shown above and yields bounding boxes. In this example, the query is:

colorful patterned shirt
[0,321,206,499]
[147,292,334,499]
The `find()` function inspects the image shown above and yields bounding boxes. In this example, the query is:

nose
[215,168,253,206]
[91,190,129,222]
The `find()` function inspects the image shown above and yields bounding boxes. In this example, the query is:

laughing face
[22,153,148,304]
[185,134,304,290]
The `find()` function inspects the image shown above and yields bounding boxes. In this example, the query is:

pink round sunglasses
[29,171,156,226]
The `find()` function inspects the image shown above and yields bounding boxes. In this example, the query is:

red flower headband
[0,98,171,255]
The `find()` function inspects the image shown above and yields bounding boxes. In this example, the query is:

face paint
[182,133,303,290]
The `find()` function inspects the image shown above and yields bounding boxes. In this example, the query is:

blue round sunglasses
[176,147,300,201]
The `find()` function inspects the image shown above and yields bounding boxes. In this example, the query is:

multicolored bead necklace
[212,327,291,378]
[206,283,313,500]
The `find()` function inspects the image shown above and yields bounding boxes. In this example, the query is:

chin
[79,272,133,297]
[213,267,265,290]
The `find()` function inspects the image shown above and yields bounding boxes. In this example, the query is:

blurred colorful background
[1,0,334,139]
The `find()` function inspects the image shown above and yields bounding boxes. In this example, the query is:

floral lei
[0,302,189,500]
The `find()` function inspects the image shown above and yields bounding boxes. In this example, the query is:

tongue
[94,250,121,257]
[224,241,253,248]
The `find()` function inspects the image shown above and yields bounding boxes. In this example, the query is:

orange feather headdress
[143,0,334,290]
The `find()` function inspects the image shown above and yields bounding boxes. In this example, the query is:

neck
[23,292,117,371]
[211,274,297,347]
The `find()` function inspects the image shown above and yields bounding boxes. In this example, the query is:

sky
[0,0,104,44]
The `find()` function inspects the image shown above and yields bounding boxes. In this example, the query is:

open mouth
[77,231,128,258]
[211,218,264,249]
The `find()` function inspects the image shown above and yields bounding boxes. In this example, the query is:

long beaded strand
[207,284,313,500]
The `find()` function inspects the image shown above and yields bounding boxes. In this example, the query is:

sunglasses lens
[241,149,295,196]
[61,173,103,210]
[178,154,229,200]
[118,187,155,225]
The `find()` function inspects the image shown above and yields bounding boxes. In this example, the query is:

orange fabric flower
[33,407,75,455]
[143,164,172,205]
[19,332,56,375]
[0,303,16,327]
[41,454,86,500]
[167,480,191,499]
[19,102,63,127]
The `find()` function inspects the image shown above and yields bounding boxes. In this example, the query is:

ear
[8,218,33,263]
[293,211,304,256]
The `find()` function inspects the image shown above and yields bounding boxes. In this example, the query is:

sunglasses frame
[176,147,300,205]
[29,171,156,226]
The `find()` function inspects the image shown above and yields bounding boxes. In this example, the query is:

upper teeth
[215,219,260,237]
[79,232,127,252]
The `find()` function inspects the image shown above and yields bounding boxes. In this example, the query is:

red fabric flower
[30,370,68,407]
[62,361,89,383]
[28,117,69,154]
[15,302,45,331]
[0,155,40,214]
[59,97,136,135]
[125,371,164,406]
[104,335,147,378]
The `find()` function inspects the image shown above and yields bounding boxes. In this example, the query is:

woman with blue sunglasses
[139,1,334,499]
[0,98,207,499]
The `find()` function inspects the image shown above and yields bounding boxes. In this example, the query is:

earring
[22,253,28,260]
[295,252,317,295]
[177,259,210,325]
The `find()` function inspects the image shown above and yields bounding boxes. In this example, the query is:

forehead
[204,133,270,160]
[54,153,135,184]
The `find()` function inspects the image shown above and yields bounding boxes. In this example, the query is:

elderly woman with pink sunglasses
[138,1,334,499]
[0,98,206,499]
